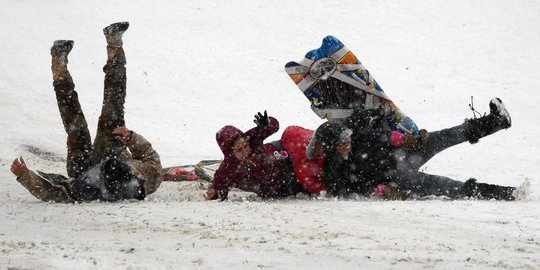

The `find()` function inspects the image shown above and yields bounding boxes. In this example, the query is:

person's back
[280,125,325,194]
[347,109,397,195]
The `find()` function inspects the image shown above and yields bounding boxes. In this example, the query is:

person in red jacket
[204,111,304,200]
[280,126,325,193]
[279,123,404,195]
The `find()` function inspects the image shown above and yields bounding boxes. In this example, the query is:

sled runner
[162,160,222,182]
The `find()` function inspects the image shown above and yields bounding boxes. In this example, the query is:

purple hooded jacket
[211,117,292,199]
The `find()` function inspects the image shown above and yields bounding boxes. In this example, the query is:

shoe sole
[51,40,74,52]
[103,22,130,35]
[490,97,511,128]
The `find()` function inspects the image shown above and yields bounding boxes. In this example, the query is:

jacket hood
[314,121,352,155]
[216,125,245,157]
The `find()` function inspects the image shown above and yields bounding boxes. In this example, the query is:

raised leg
[51,40,95,178]
[92,22,129,159]
[464,97,511,143]
[400,98,512,170]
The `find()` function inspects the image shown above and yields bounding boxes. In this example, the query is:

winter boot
[463,178,516,201]
[465,98,511,143]
[103,22,129,64]
[103,21,129,47]
[50,40,74,81]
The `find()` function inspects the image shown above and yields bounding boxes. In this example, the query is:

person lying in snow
[308,97,516,200]
[280,121,410,197]
[10,22,162,202]
[204,111,306,200]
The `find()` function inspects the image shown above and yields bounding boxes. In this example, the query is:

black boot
[463,178,516,201]
[51,40,74,82]
[465,97,511,143]
[103,21,129,47]
[50,40,74,64]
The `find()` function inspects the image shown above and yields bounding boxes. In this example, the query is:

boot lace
[468,96,486,119]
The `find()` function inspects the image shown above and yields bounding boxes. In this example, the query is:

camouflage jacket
[16,131,162,202]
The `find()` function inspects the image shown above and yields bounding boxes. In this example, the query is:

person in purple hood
[204,111,304,200]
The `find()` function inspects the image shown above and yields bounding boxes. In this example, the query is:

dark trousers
[387,122,471,198]
[54,54,127,178]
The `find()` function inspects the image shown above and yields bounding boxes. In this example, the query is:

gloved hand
[253,110,269,129]
[112,126,132,143]
[349,106,385,130]
[218,189,229,201]
[402,129,428,153]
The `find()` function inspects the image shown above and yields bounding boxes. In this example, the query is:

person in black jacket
[311,97,516,200]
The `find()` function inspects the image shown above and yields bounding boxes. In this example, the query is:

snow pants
[55,52,127,179]
[16,43,128,202]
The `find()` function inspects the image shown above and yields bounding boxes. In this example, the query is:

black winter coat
[321,108,397,197]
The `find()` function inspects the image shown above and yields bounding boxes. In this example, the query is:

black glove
[253,111,269,129]
[368,106,385,128]
[349,107,385,130]
[219,189,229,201]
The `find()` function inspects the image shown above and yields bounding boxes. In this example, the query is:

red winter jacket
[211,117,292,199]
[280,126,325,193]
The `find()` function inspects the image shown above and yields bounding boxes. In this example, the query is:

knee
[53,78,75,92]
[103,62,126,74]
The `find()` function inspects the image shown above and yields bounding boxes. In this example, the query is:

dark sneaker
[464,178,515,201]
[50,40,74,61]
[489,97,511,129]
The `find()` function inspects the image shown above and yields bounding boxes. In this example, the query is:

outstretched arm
[11,157,72,202]
[206,157,236,201]
[244,114,279,148]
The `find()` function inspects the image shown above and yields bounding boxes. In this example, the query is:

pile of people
[205,99,515,201]
[10,22,516,203]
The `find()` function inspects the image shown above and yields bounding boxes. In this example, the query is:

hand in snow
[113,126,132,143]
[11,156,29,177]
[253,111,269,129]
[204,188,218,200]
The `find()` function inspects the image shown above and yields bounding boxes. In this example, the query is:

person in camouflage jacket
[10,22,162,202]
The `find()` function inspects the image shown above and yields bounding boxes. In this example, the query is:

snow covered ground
[1,0,540,269]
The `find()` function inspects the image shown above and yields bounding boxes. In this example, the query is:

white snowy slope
[1,0,539,269]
